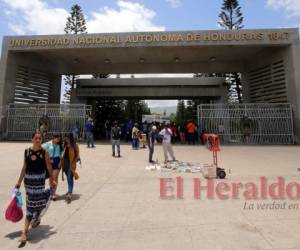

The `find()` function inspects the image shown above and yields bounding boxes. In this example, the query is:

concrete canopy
[1,28,299,75]
[75,77,226,99]
[1,28,300,141]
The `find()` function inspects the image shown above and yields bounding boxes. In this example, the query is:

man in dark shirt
[148,125,157,163]
[111,121,121,157]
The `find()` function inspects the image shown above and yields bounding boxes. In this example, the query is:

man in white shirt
[159,124,176,163]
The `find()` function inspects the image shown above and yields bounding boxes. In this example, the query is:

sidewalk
[1,143,300,250]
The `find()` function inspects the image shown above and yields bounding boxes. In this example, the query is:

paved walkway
[1,142,300,250]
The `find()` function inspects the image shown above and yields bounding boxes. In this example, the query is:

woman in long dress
[15,130,56,244]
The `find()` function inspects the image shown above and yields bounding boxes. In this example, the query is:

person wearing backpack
[15,130,56,244]
[61,132,80,204]
[111,121,121,157]
[42,132,63,201]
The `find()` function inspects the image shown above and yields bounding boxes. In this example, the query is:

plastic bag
[5,190,23,223]
[76,160,82,169]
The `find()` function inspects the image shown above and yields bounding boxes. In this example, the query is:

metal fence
[197,103,294,144]
[6,104,92,141]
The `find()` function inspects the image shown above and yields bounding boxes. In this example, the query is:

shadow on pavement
[54,193,82,203]
[5,225,57,248]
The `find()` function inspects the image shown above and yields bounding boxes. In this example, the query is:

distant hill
[150,106,176,115]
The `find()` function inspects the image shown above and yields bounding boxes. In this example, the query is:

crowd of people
[98,119,207,145]
[12,117,207,245]
[82,118,208,164]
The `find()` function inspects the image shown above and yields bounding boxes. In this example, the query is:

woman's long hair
[64,132,75,148]
[53,132,63,151]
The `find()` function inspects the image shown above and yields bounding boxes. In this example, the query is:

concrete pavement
[1,142,300,250]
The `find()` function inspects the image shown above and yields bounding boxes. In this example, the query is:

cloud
[165,0,181,8]
[87,1,165,33]
[266,0,300,17]
[1,0,165,35]
[1,0,69,35]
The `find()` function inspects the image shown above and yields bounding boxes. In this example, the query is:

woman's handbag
[5,189,23,223]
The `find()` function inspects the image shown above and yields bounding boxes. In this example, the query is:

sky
[0,0,299,107]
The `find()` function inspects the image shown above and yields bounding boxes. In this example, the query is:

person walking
[111,121,121,157]
[186,120,196,145]
[178,124,186,144]
[148,125,157,163]
[15,130,56,244]
[132,123,139,150]
[170,122,177,143]
[72,123,79,142]
[42,133,63,201]
[159,124,176,163]
[104,120,111,141]
[85,118,95,148]
[125,120,134,142]
[61,133,80,204]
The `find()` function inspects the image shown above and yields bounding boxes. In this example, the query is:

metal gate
[6,104,92,141]
[198,103,294,144]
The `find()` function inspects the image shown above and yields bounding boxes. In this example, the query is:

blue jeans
[132,139,139,149]
[64,159,74,194]
[112,139,120,156]
[148,144,154,162]
[86,131,94,147]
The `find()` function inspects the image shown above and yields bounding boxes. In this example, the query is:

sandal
[31,219,41,229]
[18,231,27,244]
[52,194,57,201]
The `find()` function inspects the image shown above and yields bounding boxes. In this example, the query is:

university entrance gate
[0,28,300,143]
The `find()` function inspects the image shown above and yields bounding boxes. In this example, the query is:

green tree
[218,0,244,103]
[218,0,244,30]
[175,100,186,125]
[64,4,87,34]
[124,100,151,123]
[63,4,87,103]
[93,99,126,139]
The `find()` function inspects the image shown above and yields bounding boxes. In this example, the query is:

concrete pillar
[49,75,62,103]
[285,45,300,143]
[241,73,251,103]
[0,52,18,136]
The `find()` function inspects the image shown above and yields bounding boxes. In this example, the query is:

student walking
[105,120,111,141]
[125,120,134,142]
[132,123,139,150]
[186,120,196,145]
[85,118,95,148]
[61,133,80,204]
[148,125,157,163]
[111,121,121,157]
[159,124,176,163]
[15,130,56,244]
[42,133,63,201]
[72,123,79,142]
